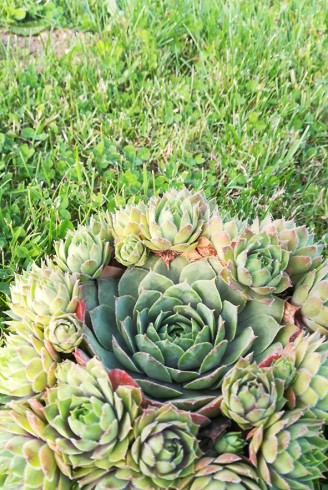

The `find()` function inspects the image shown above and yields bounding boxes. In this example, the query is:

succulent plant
[9,262,79,325]
[127,404,201,488]
[44,313,84,353]
[256,216,323,282]
[139,188,209,252]
[0,322,59,397]
[81,256,284,411]
[177,454,266,490]
[221,358,285,430]
[214,432,246,456]
[291,261,328,335]
[110,203,146,239]
[3,188,328,488]
[249,409,328,490]
[279,331,328,421]
[220,229,291,301]
[54,225,113,280]
[115,235,148,267]
[42,358,142,485]
[0,400,71,489]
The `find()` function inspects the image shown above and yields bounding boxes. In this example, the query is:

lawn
[0,0,327,324]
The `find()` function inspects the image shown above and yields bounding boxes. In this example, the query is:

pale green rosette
[221,358,285,430]
[280,331,328,421]
[9,262,79,325]
[0,322,59,397]
[140,188,209,252]
[256,216,323,282]
[55,225,113,280]
[127,404,201,488]
[249,410,328,490]
[109,203,146,239]
[44,313,83,353]
[115,235,148,267]
[42,358,142,486]
[0,400,71,490]
[220,229,291,301]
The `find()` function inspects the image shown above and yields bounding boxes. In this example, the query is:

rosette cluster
[0,186,327,489]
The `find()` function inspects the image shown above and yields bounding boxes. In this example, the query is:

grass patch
[0,0,327,319]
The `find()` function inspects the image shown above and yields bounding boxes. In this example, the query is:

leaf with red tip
[74,348,90,366]
[290,330,302,342]
[76,300,86,321]
[259,352,281,368]
[189,412,211,427]
[108,368,141,391]
[108,368,150,407]
[216,453,242,464]
[246,427,257,441]
[141,397,164,409]
[101,264,125,279]
[197,395,223,418]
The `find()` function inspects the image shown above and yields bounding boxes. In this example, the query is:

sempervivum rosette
[41,358,142,486]
[218,227,291,302]
[249,409,328,490]
[44,313,84,353]
[9,262,79,325]
[109,203,146,239]
[54,225,113,281]
[274,330,328,421]
[139,188,209,252]
[126,404,201,488]
[80,255,284,411]
[214,432,246,456]
[0,321,59,397]
[115,235,148,267]
[203,213,246,256]
[257,216,324,282]
[220,358,285,429]
[0,400,71,489]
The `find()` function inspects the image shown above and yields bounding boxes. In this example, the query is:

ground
[0,29,88,59]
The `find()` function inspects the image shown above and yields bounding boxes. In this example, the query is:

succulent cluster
[0,187,327,489]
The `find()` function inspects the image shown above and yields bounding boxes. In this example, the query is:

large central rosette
[81,256,284,411]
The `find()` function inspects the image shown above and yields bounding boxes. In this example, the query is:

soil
[0,28,92,60]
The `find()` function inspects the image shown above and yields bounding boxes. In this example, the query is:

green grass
[0,0,327,319]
